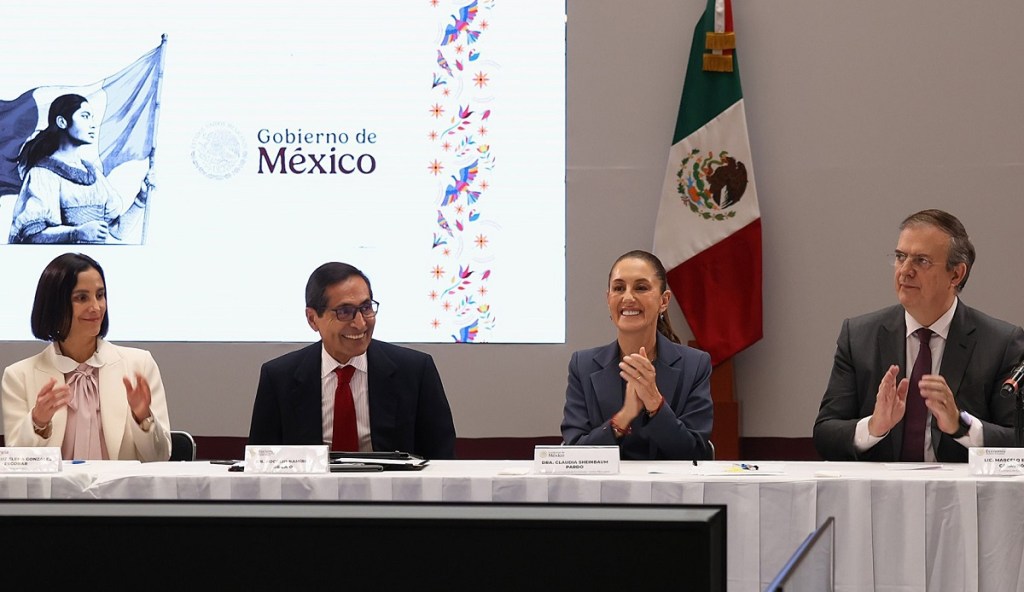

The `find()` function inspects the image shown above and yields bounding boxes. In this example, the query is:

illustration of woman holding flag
[7,94,151,244]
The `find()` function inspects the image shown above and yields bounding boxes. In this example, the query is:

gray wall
[3,0,1024,440]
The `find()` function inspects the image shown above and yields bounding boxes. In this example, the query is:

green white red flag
[653,0,762,365]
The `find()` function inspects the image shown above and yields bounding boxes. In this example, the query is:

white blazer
[2,339,171,461]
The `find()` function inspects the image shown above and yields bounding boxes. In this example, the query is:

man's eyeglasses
[328,300,379,322]
[891,252,935,271]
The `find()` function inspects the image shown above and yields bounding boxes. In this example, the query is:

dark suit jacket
[247,340,456,459]
[560,333,714,460]
[813,302,1024,462]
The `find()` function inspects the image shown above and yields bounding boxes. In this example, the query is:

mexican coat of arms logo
[676,148,748,221]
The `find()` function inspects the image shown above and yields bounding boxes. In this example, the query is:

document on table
[883,463,947,471]
[647,462,786,476]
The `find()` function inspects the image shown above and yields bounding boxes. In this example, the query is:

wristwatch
[138,415,155,433]
[950,410,972,439]
[32,419,51,436]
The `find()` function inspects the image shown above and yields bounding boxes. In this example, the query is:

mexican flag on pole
[653,0,761,366]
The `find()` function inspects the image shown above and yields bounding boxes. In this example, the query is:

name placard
[533,445,619,475]
[244,445,329,474]
[968,447,1024,476]
[0,447,62,473]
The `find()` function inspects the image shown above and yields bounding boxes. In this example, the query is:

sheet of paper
[883,463,946,471]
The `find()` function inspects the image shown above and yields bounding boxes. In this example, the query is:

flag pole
[141,34,168,244]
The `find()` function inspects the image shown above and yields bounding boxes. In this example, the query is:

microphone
[1001,358,1024,397]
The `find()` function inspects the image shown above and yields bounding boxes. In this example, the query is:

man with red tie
[814,210,1024,462]
[248,262,456,459]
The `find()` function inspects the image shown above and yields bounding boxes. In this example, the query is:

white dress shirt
[855,298,981,461]
[319,346,372,452]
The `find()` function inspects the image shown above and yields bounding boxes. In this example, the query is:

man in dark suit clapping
[814,209,1024,462]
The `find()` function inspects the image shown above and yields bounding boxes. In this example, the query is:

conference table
[2,459,1022,592]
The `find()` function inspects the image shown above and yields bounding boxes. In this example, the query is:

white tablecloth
[3,459,1023,591]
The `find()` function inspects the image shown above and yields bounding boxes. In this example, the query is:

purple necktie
[901,328,933,462]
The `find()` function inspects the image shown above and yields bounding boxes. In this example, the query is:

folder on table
[328,451,429,471]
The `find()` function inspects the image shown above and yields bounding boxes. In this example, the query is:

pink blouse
[61,363,109,460]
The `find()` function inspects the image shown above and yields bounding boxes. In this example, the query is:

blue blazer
[247,340,456,459]
[814,302,1024,462]
[561,333,714,460]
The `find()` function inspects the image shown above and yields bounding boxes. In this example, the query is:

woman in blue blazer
[561,250,713,460]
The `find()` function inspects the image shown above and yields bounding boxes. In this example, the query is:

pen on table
[738,463,758,471]
[67,460,85,464]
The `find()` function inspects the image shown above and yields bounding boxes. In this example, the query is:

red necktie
[901,328,933,462]
[331,365,358,451]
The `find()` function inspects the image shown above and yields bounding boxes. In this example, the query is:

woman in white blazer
[2,253,171,461]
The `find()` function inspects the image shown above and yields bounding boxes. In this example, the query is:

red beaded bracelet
[610,418,632,438]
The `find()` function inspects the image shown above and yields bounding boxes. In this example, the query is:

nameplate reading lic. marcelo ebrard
[0,447,61,473]
[533,446,620,475]
[244,445,329,474]
[968,447,1024,476]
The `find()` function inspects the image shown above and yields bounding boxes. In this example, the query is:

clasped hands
[868,364,961,437]
[613,347,664,425]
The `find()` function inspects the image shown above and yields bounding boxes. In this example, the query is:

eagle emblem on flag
[675,148,748,221]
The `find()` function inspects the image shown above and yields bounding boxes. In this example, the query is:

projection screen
[0,0,566,344]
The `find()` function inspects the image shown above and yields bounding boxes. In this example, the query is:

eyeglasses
[328,300,379,322]
[891,252,935,271]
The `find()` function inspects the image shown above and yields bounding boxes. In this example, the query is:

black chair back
[170,430,197,461]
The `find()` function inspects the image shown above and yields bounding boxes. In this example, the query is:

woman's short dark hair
[16,94,87,175]
[305,262,373,315]
[609,250,681,344]
[31,252,109,341]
